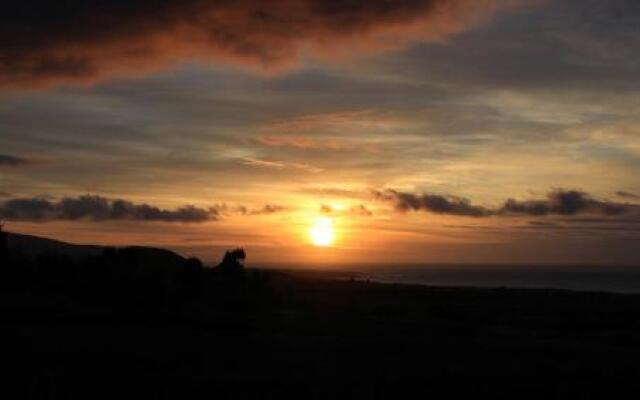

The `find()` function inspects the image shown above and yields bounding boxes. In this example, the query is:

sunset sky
[1,0,639,265]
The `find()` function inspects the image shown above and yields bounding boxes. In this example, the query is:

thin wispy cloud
[350,204,374,217]
[241,157,323,173]
[256,135,350,151]
[234,204,287,216]
[616,191,640,200]
[319,203,373,217]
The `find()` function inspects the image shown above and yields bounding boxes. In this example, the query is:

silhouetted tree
[218,248,246,273]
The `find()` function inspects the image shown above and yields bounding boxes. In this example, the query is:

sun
[309,217,335,247]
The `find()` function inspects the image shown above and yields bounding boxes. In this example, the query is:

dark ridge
[7,232,105,260]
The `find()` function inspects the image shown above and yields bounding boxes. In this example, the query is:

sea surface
[260,263,640,294]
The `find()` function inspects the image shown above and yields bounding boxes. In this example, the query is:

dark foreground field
[4,264,640,399]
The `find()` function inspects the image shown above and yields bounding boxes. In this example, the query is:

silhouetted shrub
[218,248,246,273]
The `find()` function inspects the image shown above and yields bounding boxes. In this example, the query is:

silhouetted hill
[6,232,186,264]
[7,232,104,260]
[114,245,187,268]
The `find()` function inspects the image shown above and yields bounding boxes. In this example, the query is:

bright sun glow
[310,217,335,247]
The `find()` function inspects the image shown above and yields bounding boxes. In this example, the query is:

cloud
[205,203,287,216]
[253,204,286,215]
[260,110,404,144]
[501,190,626,216]
[616,191,640,200]
[241,157,323,173]
[236,204,287,215]
[0,195,215,222]
[301,188,371,199]
[319,203,372,216]
[350,204,373,216]
[376,188,632,218]
[0,0,534,89]
[375,189,490,216]
[0,154,31,166]
[256,135,349,150]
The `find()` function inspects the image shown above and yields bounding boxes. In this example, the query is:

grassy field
[3,266,640,399]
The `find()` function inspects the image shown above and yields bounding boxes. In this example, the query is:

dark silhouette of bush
[218,248,246,272]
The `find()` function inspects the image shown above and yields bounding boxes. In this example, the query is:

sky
[1,0,639,265]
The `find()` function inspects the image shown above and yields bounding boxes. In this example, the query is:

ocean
[357,265,640,294]
[259,263,640,294]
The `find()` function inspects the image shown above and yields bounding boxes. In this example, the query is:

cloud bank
[0,195,289,222]
[376,189,633,218]
[501,190,626,216]
[0,0,533,89]
[0,195,215,223]
[375,189,490,216]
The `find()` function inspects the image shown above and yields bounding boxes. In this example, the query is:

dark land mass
[2,232,640,399]
[7,232,104,260]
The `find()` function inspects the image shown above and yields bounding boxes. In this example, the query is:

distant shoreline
[254,265,640,295]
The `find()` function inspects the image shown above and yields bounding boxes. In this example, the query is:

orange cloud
[256,135,348,150]
[266,110,409,134]
[241,157,323,173]
[1,0,537,90]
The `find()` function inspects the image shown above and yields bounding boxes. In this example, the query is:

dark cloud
[616,191,640,200]
[0,0,533,89]
[247,204,286,215]
[376,189,632,218]
[375,189,490,217]
[220,203,286,216]
[319,203,372,216]
[350,204,373,217]
[379,0,640,96]
[0,195,215,222]
[0,154,30,166]
[501,190,626,216]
